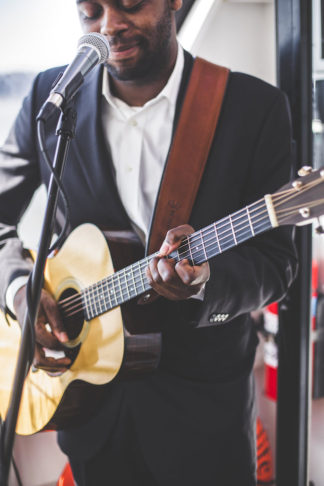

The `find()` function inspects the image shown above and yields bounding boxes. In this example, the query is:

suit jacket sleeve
[0,75,41,312]
[196,90,298,327]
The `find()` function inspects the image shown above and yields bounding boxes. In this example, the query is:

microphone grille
[77,33,110,63]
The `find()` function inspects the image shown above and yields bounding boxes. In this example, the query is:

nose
[100,7,129,37]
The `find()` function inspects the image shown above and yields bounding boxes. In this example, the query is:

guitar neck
[80,197,273,321]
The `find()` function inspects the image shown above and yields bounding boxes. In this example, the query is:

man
[0,1,297,485]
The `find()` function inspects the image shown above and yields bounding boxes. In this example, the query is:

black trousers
[59,371,257,486]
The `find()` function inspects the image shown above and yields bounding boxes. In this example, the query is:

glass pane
[0,3,81,484]
[0,0,81,248]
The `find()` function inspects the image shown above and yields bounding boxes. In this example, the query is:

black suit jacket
[0,52,297,483]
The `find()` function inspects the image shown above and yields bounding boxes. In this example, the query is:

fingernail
[59,332,69,342]
[159,242,170,256]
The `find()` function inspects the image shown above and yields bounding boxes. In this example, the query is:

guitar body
[0,224,162,435]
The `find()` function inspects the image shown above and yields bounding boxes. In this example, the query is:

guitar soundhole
[58,287,85,351]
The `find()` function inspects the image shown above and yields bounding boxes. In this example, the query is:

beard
[106,4,173,82]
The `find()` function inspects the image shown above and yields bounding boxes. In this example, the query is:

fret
[109,276,118,308]
[129,265,137,296]
[231,208,253,244]
[138,262,146,292]
[115,271,125,305]
[99,280,107,312]
[103,277,113,310]
[246,206,255,236]
[140,259,150,291]
[81,288,91,320]
[213,222,222,253]
[218,219,234,251]
[121,269,131,301]
[176,238,190,263]
[144,257,154,291]
[89,287,96,319]
[88,287,96,319]
[89,286,97,317]
[187,236,194,265]
[229,215,237,246]
[187,230,207,265]
[96,281,103,314]
[125,269,135,299]
[94,285,101,316]
[201,225,217,260]
[200,229,208,261]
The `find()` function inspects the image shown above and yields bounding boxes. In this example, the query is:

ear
[170,0,182,12]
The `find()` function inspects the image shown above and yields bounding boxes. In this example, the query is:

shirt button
[126,166,133,172]
[130,119,138,127]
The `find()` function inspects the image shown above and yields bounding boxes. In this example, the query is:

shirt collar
[102,44,184,113]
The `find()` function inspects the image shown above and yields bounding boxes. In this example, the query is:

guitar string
[59,202,269,315]
[272,178,324,214]
[276,197,324,215]
[58,198,266,310]
[275,198,324,223]
[58,198,267,309]
[60,180,324,317]
[61,178,318,309]
[60,217,270,318]
[59,176,324,308]
[62,212,275,318]
[60,207,266,314]
[61,188,293,315]
[62,194,320,320]
[59,192,302,317]
[60,195,297,317]
[62,217,265,319]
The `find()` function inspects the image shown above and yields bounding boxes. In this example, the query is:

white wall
[179,0,276,85]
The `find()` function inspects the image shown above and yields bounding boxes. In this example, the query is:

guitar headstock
[272,166,324,227]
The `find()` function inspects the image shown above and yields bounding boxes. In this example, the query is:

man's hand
[146,225,210,301]
[13,286,71,373]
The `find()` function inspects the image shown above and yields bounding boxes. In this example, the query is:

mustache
[108,35,143,50]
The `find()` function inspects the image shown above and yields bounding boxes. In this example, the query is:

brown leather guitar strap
[147,57,230,254]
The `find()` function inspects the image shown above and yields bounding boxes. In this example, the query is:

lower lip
[110,45,139,61]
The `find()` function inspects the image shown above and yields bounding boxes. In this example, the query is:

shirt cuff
[189,283,205,301]
[6,276,29,315]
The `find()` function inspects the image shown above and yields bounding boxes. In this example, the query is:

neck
[109,43,178,107]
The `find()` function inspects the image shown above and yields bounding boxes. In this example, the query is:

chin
[107,61,154,82]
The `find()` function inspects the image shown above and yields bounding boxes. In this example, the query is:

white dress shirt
[101,46,185,243]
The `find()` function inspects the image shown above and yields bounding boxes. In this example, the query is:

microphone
[37,32,110,122]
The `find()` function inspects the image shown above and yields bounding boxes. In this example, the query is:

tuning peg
[315,218,324,235]
[298,166,313,177]
[293,180,303,190]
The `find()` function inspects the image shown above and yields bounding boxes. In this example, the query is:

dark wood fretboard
[80,197,272,321]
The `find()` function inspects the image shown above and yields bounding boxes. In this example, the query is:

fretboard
[81,197,272,321]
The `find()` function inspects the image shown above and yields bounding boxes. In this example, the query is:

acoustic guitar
[1,166,324,435]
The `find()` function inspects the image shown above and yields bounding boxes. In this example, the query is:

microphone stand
[0,105,77,486]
